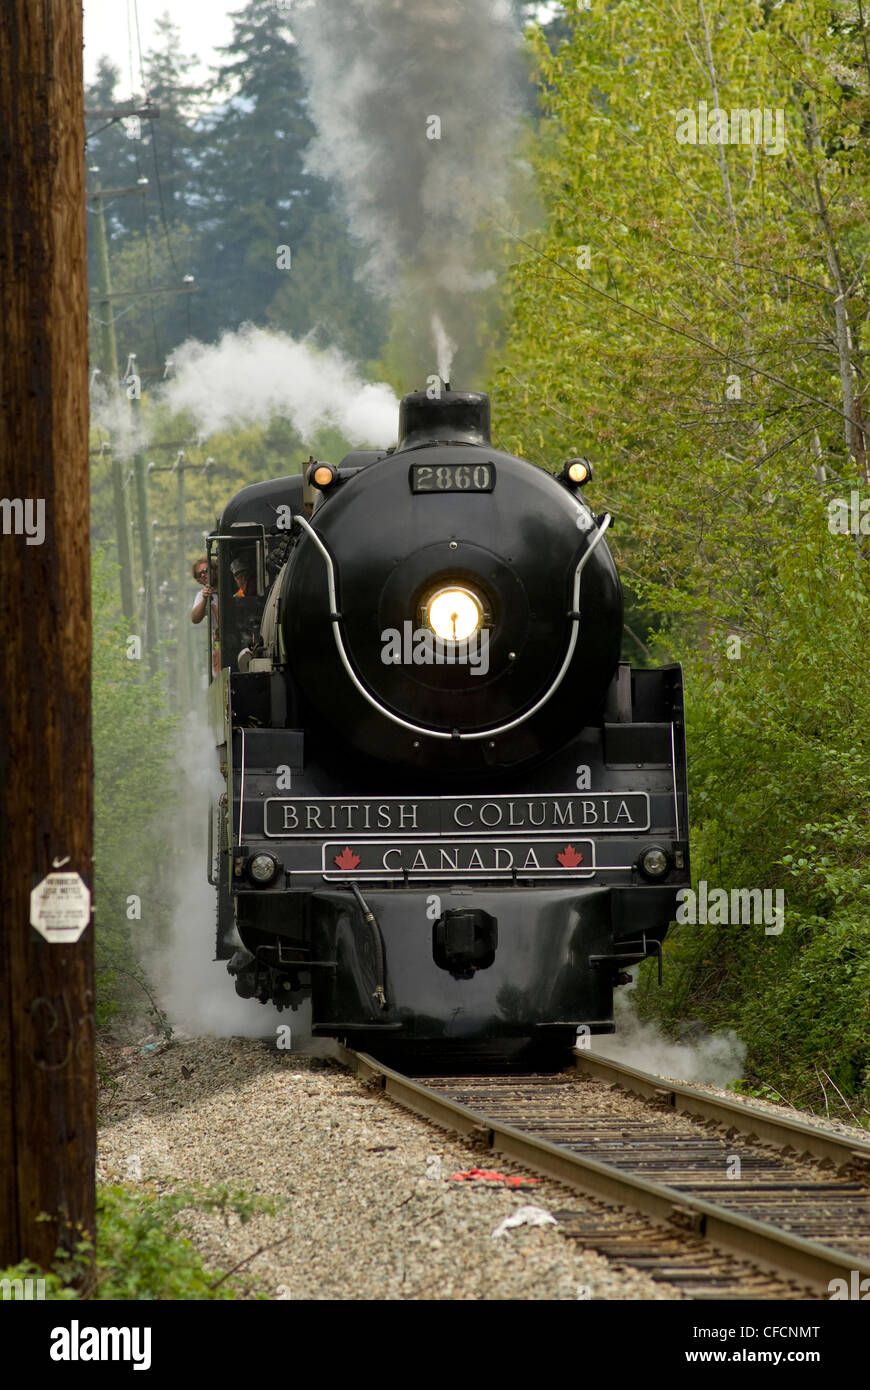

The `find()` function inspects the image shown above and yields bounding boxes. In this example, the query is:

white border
[318,836,596,881]
[263,791,651,839]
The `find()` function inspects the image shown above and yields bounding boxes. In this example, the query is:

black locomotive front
[206,389,689,1066]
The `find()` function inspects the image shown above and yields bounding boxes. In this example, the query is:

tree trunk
[802,101,867,477]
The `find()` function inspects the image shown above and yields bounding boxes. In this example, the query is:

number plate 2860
[410,462,495,493]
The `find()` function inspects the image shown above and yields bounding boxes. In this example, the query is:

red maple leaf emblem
[557,844,584,868]
[333,846,361,871]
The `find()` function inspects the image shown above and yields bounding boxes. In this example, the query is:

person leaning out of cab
[190,555,220,676]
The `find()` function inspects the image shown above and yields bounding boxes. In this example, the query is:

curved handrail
[291,512,612,743]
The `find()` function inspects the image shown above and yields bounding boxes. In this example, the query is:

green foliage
[83,1185,278,1300]
[0,1185,283,1300]
[497,0,870,1117]
[0,1261,79,1301]
[92,549,176,1027]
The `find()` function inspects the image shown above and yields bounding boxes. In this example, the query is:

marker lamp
[638,846,669,880]
[249,853,280,885]
[309,463,336,489]
[560,458,593,488]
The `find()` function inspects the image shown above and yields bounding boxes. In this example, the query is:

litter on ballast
[492,1205,557,1239]
[449,1167,540,1187]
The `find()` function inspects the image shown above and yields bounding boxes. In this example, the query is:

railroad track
[338,1045,870,1299]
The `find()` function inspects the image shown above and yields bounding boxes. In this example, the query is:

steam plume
[161,326,399,445]
[432,313,457,385]
[591,980,747,1089]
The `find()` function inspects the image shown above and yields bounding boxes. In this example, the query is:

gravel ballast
[98,1036,685,1301]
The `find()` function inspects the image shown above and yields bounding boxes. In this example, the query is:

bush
[0,1183,284,1300]
[92,549,177,1029]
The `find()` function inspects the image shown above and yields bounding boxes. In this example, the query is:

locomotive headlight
[423,586,483,642]
[248,852,280,885]
[638,846,670,880]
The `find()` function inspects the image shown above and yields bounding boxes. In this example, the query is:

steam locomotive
[205,389,689,1066]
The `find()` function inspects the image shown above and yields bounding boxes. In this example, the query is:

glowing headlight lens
[424,586,483,642]
[249,853,279,884]
[567,460,589,484]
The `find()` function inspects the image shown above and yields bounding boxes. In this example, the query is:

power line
[126,0,181,293]
[146,115,182,280]
[140,0,183,285]
[126,0,137,104]
[122,1,166,366]
[133,0,145,90]
[128,109,164,364]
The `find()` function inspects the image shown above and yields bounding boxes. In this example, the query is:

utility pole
[123,354,160,674]
[86,136,195,649]
[87,165,195,656]
[176,451,189,708]
[88,168,139,625]
[149,451,214,709]
[0,0,95,1275]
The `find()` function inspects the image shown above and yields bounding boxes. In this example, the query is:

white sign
[30,872,91,943]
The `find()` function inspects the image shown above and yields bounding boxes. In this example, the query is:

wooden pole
[175,453,190,709]
[131,397,160,675]
[90,173,136,626]
[0,0,95,1273]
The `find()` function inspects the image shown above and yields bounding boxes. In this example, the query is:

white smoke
[590,976,747,1089]
[160,326,399,446]
[432,313,457,385]
[146,711,287,1040]
[90,375,150,460]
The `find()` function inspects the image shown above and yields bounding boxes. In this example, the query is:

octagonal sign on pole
[30,872,92,944]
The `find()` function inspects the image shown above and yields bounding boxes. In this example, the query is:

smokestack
[395,389,491,451]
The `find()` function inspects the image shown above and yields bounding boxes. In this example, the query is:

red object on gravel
[448,1168,539,1186]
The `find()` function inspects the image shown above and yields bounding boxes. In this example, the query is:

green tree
[85,22,204,375]
[92,549,176,1027]
[495,0,870,1113]
[194,0,385,354]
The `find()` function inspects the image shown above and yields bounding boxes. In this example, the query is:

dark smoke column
[0,0,95,1272]
[295,0,521,382]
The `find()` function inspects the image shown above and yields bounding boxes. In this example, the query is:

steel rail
[338,1045,870,1294]
[573,1052,870,1174]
